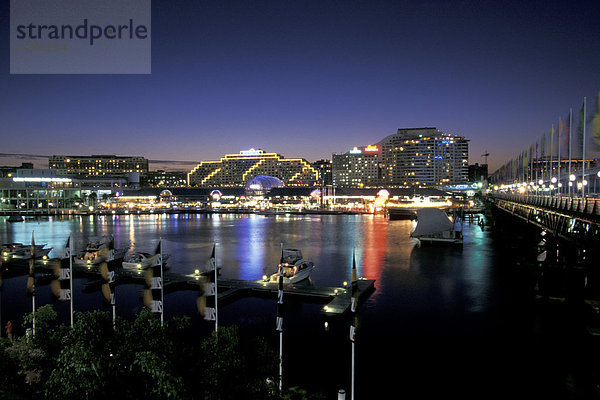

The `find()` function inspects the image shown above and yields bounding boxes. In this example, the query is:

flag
[200,244,217,322]
[350,250,358,342]
[64,236,71,259]
[578,100,585,144]
[592,90,600,150]
[51,240,72,302]
[143,242,163,315]
[100,262,115,306]
[276,246,284,332]
[27,232,35,296]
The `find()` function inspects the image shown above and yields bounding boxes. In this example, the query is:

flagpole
[350,249,358,400]
[31,231,36,336]
[582,97,587,198]
[160,238,164,326]
[277,243,284,391]
[69,235,74,328]
[214,242,218,332]
[558,119,562,196]
[569,108,573,198]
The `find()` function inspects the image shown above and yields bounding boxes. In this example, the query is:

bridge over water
[487,193,600,305]
[488,193,600,243]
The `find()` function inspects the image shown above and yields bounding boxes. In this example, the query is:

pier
[1,257,376,317]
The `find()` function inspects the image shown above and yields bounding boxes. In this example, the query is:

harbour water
[0,213,591,398]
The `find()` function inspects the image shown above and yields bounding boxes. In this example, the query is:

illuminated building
[313,159,333,186]
[332,145,383,188]
[188,149,318,187]
[49,155,148,178]
[379,128,469,187]
[0,169,125,212]
[143,170,188,187]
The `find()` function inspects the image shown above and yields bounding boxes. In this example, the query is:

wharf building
[187,149,319,187]
[49,155,149,178]
[0,168,126,214]
[332,128,469,188]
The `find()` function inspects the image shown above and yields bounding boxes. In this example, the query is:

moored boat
[387,206,417,220]
[410,208,463,246]
[122,251,169,270]
[2,243,52,259]
[7,214,24,222]
[267,248,315,284]
[74,236,127,266]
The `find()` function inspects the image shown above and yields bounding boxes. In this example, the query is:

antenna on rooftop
[481,150,489,165]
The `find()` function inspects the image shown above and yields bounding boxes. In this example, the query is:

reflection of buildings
[50,155,148,178]
[332,128,469,188]
[361,216,388,283]
[188,149,318,187]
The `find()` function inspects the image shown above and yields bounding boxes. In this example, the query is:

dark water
[0,213,590,398]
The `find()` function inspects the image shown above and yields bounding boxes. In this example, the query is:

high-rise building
[332,145,383,188]
[188,149,318,187]
[331,128,469,188]
[313,159,333,186]
[379,128,469,187]
[49,155,148,178]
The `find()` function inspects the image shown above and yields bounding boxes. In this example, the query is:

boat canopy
[411,208,455,237]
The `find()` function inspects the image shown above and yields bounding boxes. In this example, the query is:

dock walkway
[2,258,376,317]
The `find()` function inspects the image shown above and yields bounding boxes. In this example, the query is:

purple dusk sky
[1,0,600,173]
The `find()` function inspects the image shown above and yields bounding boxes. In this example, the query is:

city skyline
[2,0,600,173]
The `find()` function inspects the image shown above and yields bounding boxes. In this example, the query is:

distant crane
[481,150,490,165]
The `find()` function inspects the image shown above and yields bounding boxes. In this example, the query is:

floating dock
[2,258,376,317]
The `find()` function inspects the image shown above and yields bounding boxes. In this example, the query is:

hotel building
[380,127,468,187]
[332,128,469,188]
[332,145,383,188]
[188,149,319,187]
[49,155,149,178]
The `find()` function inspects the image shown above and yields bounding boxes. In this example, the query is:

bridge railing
[489,193,600,220]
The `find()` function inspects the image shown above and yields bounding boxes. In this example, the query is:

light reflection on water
[1,213,493,312]
[1,213,498,396]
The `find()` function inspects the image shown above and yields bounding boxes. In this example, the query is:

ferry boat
[267,248,315,284]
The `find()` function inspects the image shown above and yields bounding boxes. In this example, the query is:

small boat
[74,236,127,266]
[8,214,24,222]
[387,206,417,220]
[268,248,315,284]
[410,208,463,246]
[2,243,52,259]
[122,251,169,270]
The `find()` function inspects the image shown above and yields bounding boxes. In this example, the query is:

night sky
[1,0,600,173]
